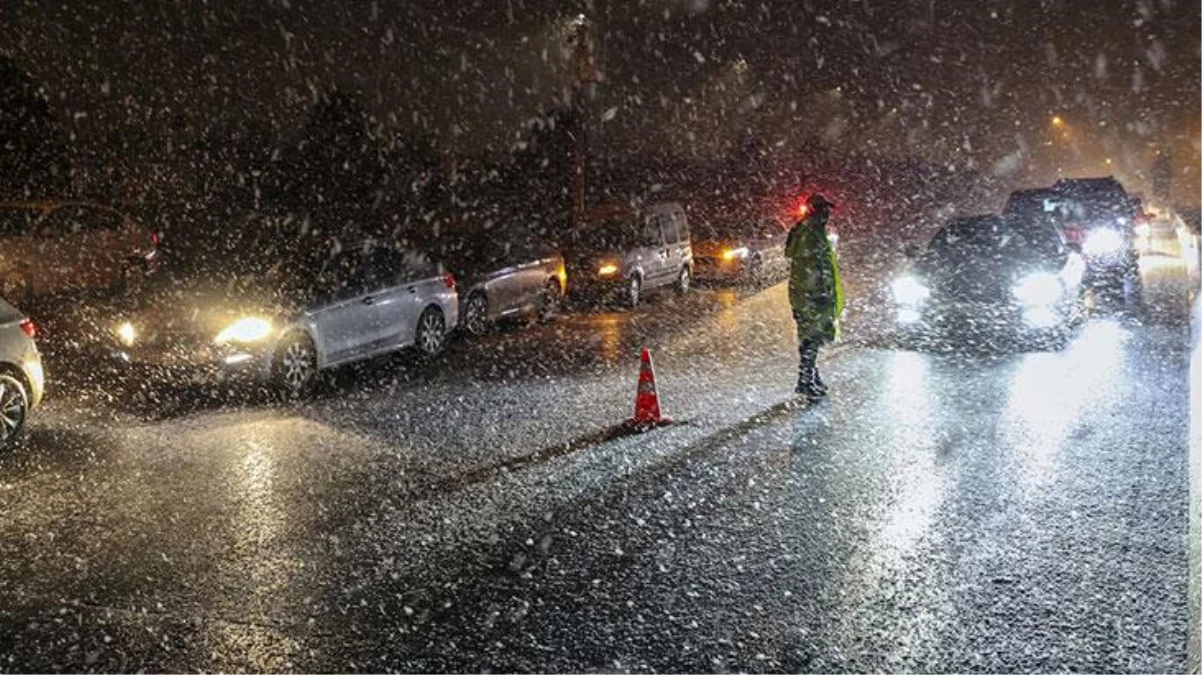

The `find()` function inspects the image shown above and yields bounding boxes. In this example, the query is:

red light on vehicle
[797,201,810,218]
[18,318,36,339]
[443,274,457,289]
[150,229,162,247]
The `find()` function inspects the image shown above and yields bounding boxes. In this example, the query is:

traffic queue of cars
[889,175,1144,347]
[4,199,778,448]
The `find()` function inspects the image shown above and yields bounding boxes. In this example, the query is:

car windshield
[928,216,1058,264]
[569,217,638,251]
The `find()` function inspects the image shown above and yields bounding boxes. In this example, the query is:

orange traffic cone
[628,347,672,430]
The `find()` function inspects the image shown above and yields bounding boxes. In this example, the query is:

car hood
[113,282,299,346]
[915,253,1054,302]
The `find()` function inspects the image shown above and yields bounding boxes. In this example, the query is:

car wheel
[538,281,561,323]
[626,275,642,308]
[415,307,447,355]
[274,334,317,398]
[463,293,489,337]
[677,266,691,295]
[0,373,29,451]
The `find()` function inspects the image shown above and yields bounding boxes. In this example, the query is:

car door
[755,218,787,272]
[308,250,378,365]
[483,244,526,316]
[364,245,423,350]
[506,228,550,310]
[661,210,685,280]
[640,213,669,287]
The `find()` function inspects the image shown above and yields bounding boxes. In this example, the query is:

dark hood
[917,249,1053,302]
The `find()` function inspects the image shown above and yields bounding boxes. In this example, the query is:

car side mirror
[903,243,921,259]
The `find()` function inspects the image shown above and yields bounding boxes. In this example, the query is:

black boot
[812,365,828,396]
[795,340,823,397]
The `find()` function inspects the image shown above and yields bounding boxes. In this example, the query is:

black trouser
[798,338,823,387]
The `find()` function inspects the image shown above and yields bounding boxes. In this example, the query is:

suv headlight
[891,275,929,306]
[1013,272,1063,307]
[1083,228,1124,256]
[597,262,620,277]
[214,317,274,344]
[722,246,750,261]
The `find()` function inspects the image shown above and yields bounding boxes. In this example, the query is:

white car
[0,298,45,450]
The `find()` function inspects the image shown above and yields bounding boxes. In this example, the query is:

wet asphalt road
[0,240,1194,672]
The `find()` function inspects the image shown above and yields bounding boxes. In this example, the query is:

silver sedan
[0,297,44,450]
[109,242,459,396]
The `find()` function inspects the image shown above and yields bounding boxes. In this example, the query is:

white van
[565,201,695,306]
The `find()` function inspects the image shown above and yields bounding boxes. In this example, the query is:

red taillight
[18,318,36,339]
[150,229,162,247]
[443,274,457,289]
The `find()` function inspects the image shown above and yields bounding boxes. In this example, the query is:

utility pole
[570,14,598,223]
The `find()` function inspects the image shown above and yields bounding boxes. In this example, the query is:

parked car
[0,297,44,450]
[102,239,458,396]
[692,214,789,285]
[0,200,156,303]
[563,202,694,307]
[438,225,567,336]
[891,213,1087,348]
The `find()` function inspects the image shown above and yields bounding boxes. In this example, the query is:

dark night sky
[2,0,1199,188]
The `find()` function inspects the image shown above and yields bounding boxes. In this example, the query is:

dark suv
[1003,177,1140,303]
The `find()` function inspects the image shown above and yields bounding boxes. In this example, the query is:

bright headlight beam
[1013,272,1063,307]
[215,317,274,344]
[116,321,136,347]
[1083,228,1124,256]
[891,275,930,306]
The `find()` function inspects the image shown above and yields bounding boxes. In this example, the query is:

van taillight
[18,318,36,339]
[443,274,457,289]
[150,229,162,247]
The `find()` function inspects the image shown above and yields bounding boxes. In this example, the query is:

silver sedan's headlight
[891,275,930,306]
[1013,272,1063,307]
[214,317,274,345]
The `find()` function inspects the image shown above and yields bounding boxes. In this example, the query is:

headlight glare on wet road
[1014,272,1063,307]
[891,275,930,306]
[215,317,274,344]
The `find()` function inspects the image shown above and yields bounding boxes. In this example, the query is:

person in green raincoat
[785,193,845,397]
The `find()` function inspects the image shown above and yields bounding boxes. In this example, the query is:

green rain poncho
[785,212,845,342]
